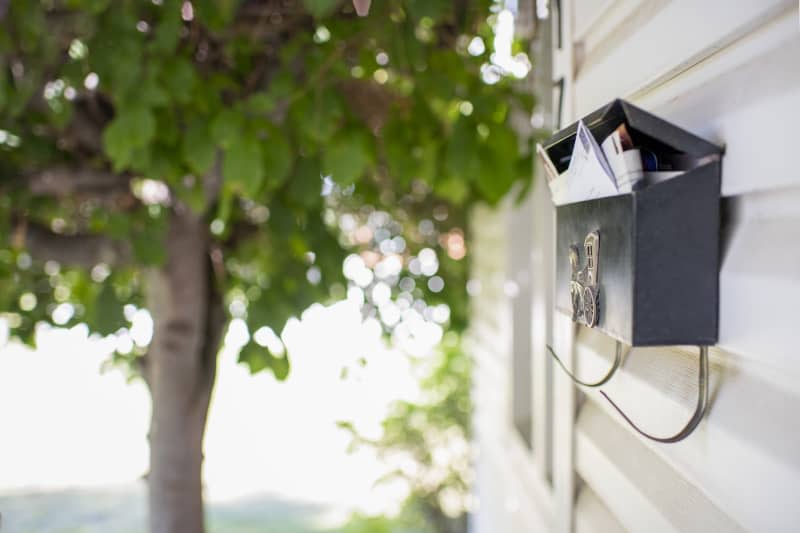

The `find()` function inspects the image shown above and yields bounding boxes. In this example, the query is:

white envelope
[560,121,618,204]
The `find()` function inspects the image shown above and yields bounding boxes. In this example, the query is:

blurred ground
[0,484,332,533]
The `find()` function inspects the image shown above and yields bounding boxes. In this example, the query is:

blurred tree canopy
[0,0,532,373]
[0,0,532,530]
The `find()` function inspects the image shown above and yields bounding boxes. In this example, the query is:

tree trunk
[144,211,224,533]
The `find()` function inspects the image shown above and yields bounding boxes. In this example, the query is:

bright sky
[0,298,430,525]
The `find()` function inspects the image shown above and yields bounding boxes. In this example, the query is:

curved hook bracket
[599,345,709,443]
[546,342,623,388]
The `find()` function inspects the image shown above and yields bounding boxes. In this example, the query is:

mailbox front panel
[556,194,635,344]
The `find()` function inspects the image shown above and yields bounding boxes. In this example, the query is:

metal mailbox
[542,99,723,346]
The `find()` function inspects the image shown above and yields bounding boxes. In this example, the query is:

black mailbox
[542,100,723,346]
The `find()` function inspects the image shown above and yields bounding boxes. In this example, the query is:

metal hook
[546,341,623,388]
[599,345,709,443]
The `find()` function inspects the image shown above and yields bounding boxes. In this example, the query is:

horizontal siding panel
[637,9,800,197]
[717,187,800,372]
[574,483,627,533]
[576,402,745,533]
[473,429,553,533]
[573,0,794,115]
[572,0,617,42]
[572,326,800,532]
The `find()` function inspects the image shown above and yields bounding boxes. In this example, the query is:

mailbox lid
[542,99,722,174]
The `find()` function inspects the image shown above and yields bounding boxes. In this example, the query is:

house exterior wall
[469,1,800,531]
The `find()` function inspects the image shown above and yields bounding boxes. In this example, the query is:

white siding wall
[470,1,800,531]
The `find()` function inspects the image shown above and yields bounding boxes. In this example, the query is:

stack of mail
[538,121,645,206]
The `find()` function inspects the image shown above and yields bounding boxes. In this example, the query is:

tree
[0,1,532,531]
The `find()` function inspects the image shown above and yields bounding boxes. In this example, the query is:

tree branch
[27,167,130,197]
[19,221,132,268]
[61,93,112,154]
[202,153,223,211]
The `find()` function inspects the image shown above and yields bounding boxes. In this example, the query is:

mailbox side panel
[633,162,721,345]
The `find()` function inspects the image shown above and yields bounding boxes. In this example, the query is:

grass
[0,484,328,533]
[0,484,436,533]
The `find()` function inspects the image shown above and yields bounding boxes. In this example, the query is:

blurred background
[0,1,536,531]
[0,294,457,532]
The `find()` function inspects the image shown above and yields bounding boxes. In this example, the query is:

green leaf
[67,0,110,14]
[239,341,291,380]
[223,134,264,198]
[132,232,167,265]
[268,71,295,99]
[129,145,153,175]
[0,66,8,112]
[211,109,244,149]
[92,282,126,336]
[384,116,438,185]
[103,105,156,171]
[10,0,45,53]
[322,129,372,186]
[174,179,208,215]
[239,341,269,373]
[152,0,182,53]
[110,41,143,92]
[155,107,180,145]
[183,119,217,175]
[434,175,470,204]
[475,148,514,205]
[131,210,168,265]
[290,91,343,146]
[286,157,322,208]
[215,185,234,224]
[383,117,414,185]
[138,77,170,107]
[104,212,132,239]
[445,118,480,181]
[270,353,290,380]
[147,145,183,183]
[126,106,157,145]
[303,0,339,18]
[194,0,238,31]
[406,0,450,21]
[160,58,196,104]
[246,92,276,114]
[100,123,127,167]
[475,124,518,204]
[262,130,293,190]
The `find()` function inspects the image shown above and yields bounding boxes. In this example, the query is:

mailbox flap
[542,100,722,174]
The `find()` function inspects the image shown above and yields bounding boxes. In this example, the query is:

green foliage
[323,129,373,185]
[183,119,217,175]
[0,0,535,381]
[90,281,128,336]
[339,334,472,533]
[211,109,245,149]
[239,340,291,380]
[262,129,293,190]
[340,506,436,533]
[224,134,265,197]
[303,0,340,19]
